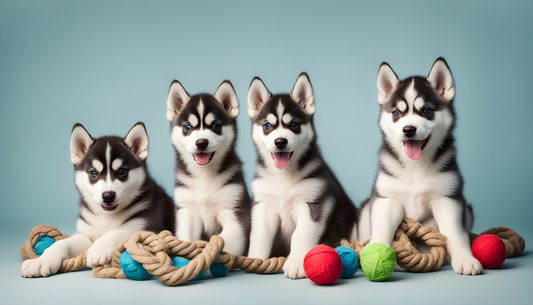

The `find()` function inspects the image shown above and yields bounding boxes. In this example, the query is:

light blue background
[1,1,531,304]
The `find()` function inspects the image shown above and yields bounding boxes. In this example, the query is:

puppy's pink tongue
[405,140,423,160]
[193,152,212,165]
[272,152,291,169]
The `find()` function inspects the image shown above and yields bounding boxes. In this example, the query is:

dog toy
[34,236,56,256]
[21,219,526,286]
[303,245,342,285]
[341,218,448,273]
[471,234,506,269]
[360,243,396,281]
[21,225,285,285]
[120,250,153,280]
[335,246,358,278]
[171,257,205,281]
[210,263,229,277]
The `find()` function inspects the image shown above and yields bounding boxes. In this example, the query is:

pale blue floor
[2,229,531,305]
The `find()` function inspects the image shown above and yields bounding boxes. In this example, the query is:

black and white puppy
[358,58,483,275]
[21,122,176,277]
[167,80,251,256]
[247,73,359,279]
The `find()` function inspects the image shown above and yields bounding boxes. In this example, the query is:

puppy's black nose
[196,138,209,150]
[275,138,288,149]
[102,191,116,204]
[403,125,417,138]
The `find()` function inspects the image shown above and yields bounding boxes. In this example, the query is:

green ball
[361,243,396,281]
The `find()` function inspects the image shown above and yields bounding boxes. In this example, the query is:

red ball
[303,245,342,285]
[471,234,506,269]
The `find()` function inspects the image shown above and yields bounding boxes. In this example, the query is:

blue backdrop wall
[1,0,532,239]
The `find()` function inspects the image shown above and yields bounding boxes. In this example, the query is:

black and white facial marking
[167,80,239,168]
[248,73,316,170]
[247,73,359,280]
[377,58,455,161]
[166,80,251,256]
[21,123,176,278]
[70,123,148,212]
[358,58,483,276]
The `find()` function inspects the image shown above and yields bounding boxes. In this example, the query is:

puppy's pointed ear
[214,80,239,118]
[247,77,271,118]
[427,57,455,102]
[167,80,191,122]
[70,124,94,165]
[290,72,315,115]
[124,122,149,160]
[377,63,400,105]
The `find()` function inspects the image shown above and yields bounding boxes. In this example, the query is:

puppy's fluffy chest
[253,170,324,222]
[77,204,146,242]
[175,170,244,221]
[377,159,458,219]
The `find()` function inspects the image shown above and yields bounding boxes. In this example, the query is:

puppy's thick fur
[247,73,358,279]
[167,80,251,256]
[358,58,483,275]
[21,123,175,277]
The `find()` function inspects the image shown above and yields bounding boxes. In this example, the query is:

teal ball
[335,246,359,278]
[172,257,205,281]
[34,236,56,256]
[210,262,229,277]
[120,250,153,281]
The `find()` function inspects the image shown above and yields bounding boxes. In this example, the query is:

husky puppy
[166,80,251,256]
[358,58,483,275]
[246,73,359,279]
[21,122,176,277]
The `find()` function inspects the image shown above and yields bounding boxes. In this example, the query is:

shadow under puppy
[167,80,251,256]
[247,73,359,279]
[358,58,483,275]
[21,122,176,277]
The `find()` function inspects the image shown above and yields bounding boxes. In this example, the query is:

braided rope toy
[20,218,525,285]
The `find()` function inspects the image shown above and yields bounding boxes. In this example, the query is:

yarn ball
[303,245,342,285]
[34,236,56,256]
[471,234,506,269]
[172,257,205,281]
[335,246,359,278]
[120,250,153,281]
[360,243,396,282]
[210,262,229,277]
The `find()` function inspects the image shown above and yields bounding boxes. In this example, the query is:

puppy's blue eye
[290,122,299,129]
[212,124,220,131]
[90,171,98,178]
[264,123,271,130]
[393,110,401,116]
[422,107,433,115]
[118,168,127,176]
[184,124,192,131]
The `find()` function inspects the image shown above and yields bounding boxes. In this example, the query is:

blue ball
[210,262,229,277]
[34,236,56,256]
[172,257,205,281]
[335,246,359,278]
[120,250,153,281]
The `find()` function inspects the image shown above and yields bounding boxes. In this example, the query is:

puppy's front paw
[283,254,306,279]
[21,257,62,278]
[451,253,484,275]
[86,239,115,267]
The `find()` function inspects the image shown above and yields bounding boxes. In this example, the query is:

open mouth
[271,152,294,169]
[102,204,118,212]
[192,151,215,165]
[403,135,431,160]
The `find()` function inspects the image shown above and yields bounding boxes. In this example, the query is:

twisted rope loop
[21,226,285,285]
[469,227,525,258]
[341,217,447,272]
[21,218,525,283]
